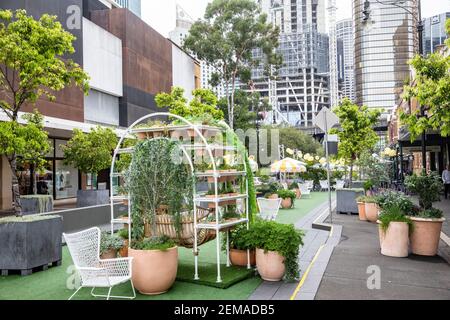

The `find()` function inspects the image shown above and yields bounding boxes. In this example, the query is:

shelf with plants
[109,112,251,285]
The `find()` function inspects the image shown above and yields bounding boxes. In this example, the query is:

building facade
[354,0,419,113]
[113,0,141,17]
[0,0,199,209]
[251,0,330,130]
[422,12,450,55]
[336,18,356,102]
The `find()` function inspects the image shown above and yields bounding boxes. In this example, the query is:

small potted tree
[126,138,193,295]
[378,205,412,258]
[63,127,117,207]
[100,232,124,259]
[405,172,445,256]
[277,190,296,209]
[289,182,301,199]
[251,220,304,281]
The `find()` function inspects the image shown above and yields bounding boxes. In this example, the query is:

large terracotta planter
[377,220,384,248]
[256,248,285,281]
[379,222,409,258]
[128,247,178,295]
[293,189,301,199]
[230,249,256,266]
[365,203,379,222]
[357,202,367,221]
[281,198,292,209]
[409,217,445,256]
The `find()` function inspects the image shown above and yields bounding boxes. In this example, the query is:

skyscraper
[422,12,450,55]
[336,18,356,102]
[354,0,418,113]
[113,0,141,18]
[251,0,330,129]
[169,4,227,98]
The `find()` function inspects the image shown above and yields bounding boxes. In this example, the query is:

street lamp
[362,0,427,170]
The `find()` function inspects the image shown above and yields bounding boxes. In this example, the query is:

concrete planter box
[77,189,110,207]
[0,215,62,275]
[20,195,53,215]
[336,188,364,215]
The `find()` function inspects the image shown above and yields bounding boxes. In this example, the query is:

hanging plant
[125,138,194,242]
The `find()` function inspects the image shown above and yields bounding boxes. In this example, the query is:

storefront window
[55,160,78,199]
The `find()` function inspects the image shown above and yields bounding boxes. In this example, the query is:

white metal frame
[299,184,312,198]
[109,113,250,283]
[319,180,330,192]
[63,227,135,300]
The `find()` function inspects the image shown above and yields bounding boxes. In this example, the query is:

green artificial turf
[276,192,330,225]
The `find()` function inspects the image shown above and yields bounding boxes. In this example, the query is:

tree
[183,0,281,129]
[0,110,50,196]
[218,90,268,131]
[0,9,89,215]
[63,127,117,190]
[401,18,450,139]
[155,87,224,120]
[330,98,381,185]
[263,125,323,155]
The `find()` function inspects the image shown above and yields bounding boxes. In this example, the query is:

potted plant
[364,196,379,222]
[100,232,124,259]
[289,182,301,199]
[118,228,129,257]
[405,172,445,256]
[225,224,256,266]
[125,138,193,295]
[251,220,304,281]
[221,205,241,222]
[277,190,296,209]
[62,127,117,207]
[363,179,374,196]
[356,195,368,221]
[257,182,281,199]
[378,205,412,258]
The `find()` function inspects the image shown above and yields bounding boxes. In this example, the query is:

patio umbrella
[270,157,307,173]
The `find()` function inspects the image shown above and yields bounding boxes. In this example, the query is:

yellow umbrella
[271,157,307,173]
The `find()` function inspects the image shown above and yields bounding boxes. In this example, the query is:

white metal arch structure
[109,112,250,283]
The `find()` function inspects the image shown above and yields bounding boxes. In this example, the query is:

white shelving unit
[109,113,250,283]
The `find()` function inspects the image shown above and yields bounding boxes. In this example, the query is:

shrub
[225,224,254,251]
[249,220,304,281]
[100,232,124,255]
[378,205,413,233]
[118,228,129,240]
[289,182,299,190]
[374,191,414,214]
[404,172,443,210]
[419,208,443,219]
[131,235,176,251]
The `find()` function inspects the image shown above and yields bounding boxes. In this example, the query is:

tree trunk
[230,77,236,130]
[9,156,22,217]
[349,163,354,188]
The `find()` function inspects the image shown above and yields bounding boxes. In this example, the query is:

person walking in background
[442,165,450,199]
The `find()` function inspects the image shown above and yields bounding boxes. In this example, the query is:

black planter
[336,188,365,215]
[0,215,62,276]
[77,189,109,207]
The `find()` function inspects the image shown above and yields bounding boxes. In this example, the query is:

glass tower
[354,0,418,113]
[422,12,450,55]
[336,18,356,102]
[114,0,141,18]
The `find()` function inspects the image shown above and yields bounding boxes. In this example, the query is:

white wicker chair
[319,180,330,191]
[299,184,312,198]
[305,180,314,190]
[63,227,135,300]
[257,198,282,221]
[335,180,345,189]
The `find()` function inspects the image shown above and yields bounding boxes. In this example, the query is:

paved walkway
[249,195,338,300]
[315,213,450,300]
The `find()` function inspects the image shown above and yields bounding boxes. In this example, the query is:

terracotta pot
[377,220,384,248]
[281,198,292,209]
[100,249,117,260]
[230,249,256,266]
[365,203,379,222]
[256,249,285,281]
[268,194,279,199]
[136,132,148,140]
[128,247,178,295]
[294,189,301,199]
[357,202,367,221]
[119,240,129,257]
[379,222,409,258]
[409,217,445,256]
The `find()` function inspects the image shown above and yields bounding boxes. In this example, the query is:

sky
[142,0,450,38]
